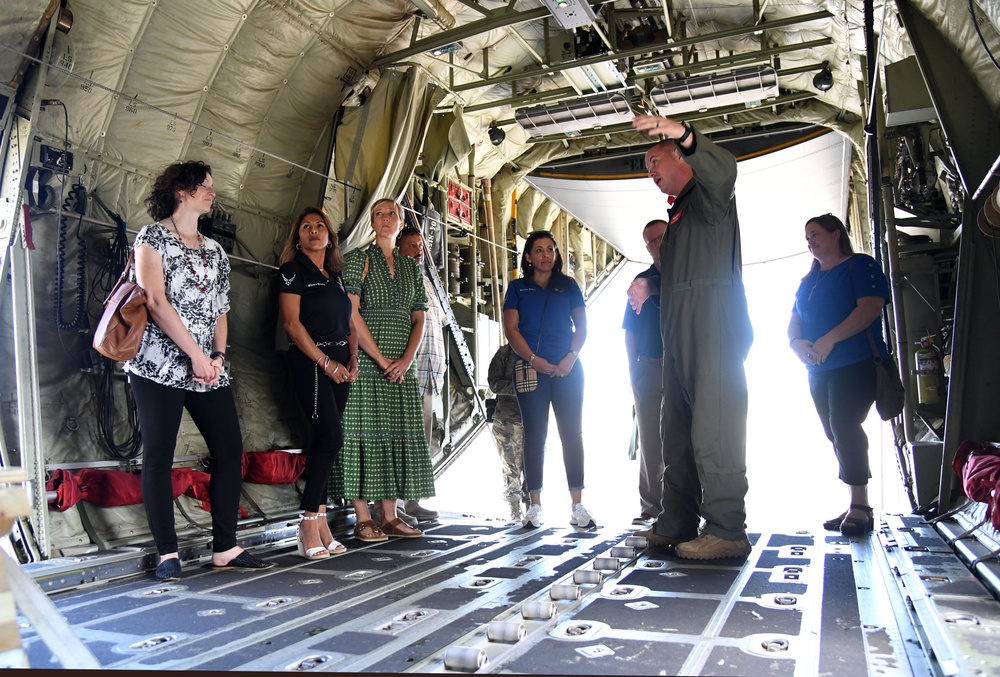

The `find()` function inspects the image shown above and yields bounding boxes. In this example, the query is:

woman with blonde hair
[278,207,357,559]
[334,198,435,541]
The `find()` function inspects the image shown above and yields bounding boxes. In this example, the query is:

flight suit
[655,129,754,542]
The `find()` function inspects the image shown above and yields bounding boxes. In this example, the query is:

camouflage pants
[491,417,526,504]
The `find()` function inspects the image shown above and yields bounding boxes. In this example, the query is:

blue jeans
[514,360,585,494]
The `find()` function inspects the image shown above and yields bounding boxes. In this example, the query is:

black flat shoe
[154,558,182,581]
[839,504,874,537]
[211,551,275,571]
[823,511,847,531]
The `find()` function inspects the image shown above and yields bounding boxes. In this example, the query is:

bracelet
[528,353,536,365]
[331,364,340,375]
[349,353,358,360]
[210,351,227,363]
[675,123,693,145]
[789,337,801,347]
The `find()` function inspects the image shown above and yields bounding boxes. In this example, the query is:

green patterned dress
[329,245,437,500]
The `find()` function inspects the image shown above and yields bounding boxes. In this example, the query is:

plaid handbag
[513,287,550,394]
[514,360,538,393]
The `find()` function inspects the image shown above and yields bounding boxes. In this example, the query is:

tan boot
[675,534,751,560]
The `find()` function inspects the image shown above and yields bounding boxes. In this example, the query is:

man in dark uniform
[629,113,754,560]
[623,219,668,527]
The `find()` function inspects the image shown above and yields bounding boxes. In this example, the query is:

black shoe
[211,551,275,571]
[839,504,874,537]
[154,558,182,581]
[823,511,847,531]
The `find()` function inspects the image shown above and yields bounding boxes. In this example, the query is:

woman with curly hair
[126,161,274,580]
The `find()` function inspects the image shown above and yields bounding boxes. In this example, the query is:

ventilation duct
[649,66,779,116]
[515,92,633,138]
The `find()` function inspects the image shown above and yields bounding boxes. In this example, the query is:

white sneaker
[523,504,542,528]
[570,503,596,529]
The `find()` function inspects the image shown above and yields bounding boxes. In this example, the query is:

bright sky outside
[436,132,908,533]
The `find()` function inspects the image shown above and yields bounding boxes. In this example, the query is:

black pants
[128,375,244,556]
[287,344,351,512]
[808,359,876,487]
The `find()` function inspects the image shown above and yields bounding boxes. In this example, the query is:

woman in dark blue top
[278,207,358,559]
[787,214,891,537]
[503,231,592,530]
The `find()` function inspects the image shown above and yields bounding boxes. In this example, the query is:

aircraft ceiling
[2,0,999,255]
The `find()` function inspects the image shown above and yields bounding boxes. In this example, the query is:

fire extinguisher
[914,334,941,405]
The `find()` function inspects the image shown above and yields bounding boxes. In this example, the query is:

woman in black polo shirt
[278,207,358,559]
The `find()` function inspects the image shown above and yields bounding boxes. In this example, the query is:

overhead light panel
[515,91,633,138]
[428,42,461,57]
[541,0,597,30]
[649,66,779,116]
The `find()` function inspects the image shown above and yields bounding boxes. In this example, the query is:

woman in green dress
[335,198,435,541]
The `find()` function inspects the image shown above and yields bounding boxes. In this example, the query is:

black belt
[636,355,662,365]
[290,340,348,348]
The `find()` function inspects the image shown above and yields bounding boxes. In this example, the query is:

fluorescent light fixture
[429,42,461,57]
[649,66,779,115]
[515,91,633,138]
[541,0,597,30]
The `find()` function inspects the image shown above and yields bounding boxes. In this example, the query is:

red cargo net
[46,450,306,512]
[953,440,1000,529]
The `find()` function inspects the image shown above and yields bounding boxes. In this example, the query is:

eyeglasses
[645,234,664,246]
[197,181,215,193]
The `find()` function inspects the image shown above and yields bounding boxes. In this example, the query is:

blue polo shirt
[792,254,890,371]
[622,265,662,359]
[503,276,585,363]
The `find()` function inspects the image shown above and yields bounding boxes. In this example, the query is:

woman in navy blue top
[503,231,593,530]
[278,207,358,559]
[787,214,891,537]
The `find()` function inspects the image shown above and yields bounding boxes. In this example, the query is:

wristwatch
[571,349,580,357]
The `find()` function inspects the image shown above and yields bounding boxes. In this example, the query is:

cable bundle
[90,195,142,460]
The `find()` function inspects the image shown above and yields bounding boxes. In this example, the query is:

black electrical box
[38,143,73,174]
[198,213,236,254]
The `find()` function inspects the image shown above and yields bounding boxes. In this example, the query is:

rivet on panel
[761,638,789,652]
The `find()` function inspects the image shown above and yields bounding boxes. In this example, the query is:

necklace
[168,216,212,293]
[807,267,831,302]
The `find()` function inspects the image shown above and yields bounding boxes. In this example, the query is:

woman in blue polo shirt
[503,231,593,529]
[278,207,358,559]
[787,214,891,537]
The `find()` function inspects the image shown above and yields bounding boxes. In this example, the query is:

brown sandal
[354,519,388,543]
[382,518,423,539]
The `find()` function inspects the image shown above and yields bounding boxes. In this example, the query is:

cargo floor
[17,515,997,674]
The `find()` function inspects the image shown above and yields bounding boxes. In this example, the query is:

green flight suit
[655,129,754,542]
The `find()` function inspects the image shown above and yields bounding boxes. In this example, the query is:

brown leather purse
[93,251,148,361]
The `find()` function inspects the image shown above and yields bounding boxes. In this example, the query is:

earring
[295,243,302,250]
[326,242,332,249]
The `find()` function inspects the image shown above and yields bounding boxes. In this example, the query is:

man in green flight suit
[628,113,755,560]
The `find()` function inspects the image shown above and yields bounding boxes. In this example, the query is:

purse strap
[531,286,551,357]
[864,328,884,364]
[104,250,137,303]
[846,255,888,365]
